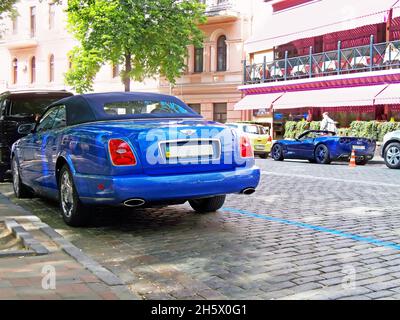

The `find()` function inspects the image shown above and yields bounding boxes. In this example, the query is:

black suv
[0,90,73,181]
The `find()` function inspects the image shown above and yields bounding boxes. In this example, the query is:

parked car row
[6,91,260,227]
[1,89,400,227]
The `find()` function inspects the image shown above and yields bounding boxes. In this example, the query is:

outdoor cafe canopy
[234,83,400,110]
[246,0,400,54]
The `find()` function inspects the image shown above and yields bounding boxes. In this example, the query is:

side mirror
[18,123,35,135]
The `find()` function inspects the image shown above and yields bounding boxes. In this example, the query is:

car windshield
[10,95,67,117]
[300,131,334,139]
[103,100,191,116]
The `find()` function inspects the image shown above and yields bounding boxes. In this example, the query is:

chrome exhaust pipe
[241,188,256,195]
[123,199,146,207]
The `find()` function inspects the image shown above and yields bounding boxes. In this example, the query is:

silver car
[382,130,400,169]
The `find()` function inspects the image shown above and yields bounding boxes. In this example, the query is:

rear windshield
[104,100,192,116]
[9,94,68,117]
[243,125,260,134]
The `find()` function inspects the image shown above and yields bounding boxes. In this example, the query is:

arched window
[217,35,227,72]
[30,56,36,83]
[12,58,18,84]
[49,54,54,82]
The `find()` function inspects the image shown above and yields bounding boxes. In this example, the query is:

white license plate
[167,144,214,158]
[353,145,365,150]
[255,145,265,150]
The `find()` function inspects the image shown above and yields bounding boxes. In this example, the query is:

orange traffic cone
[349,149,357,168]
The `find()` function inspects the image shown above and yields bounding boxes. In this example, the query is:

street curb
[2,219,49,257]
[40,226,125,287]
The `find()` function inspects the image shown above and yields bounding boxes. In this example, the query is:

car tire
[189,195,226,213]
[356,159,368,166]
[384,142,400,169]
[272,144,284,161]
[11,157,33,199]
[314,144,331,164]
[59,165,90,227]
[0,170,6,182]
[259,152,269,159]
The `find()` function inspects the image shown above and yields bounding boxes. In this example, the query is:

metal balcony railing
[243,36,400,85]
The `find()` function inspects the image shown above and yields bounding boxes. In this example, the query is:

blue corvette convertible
[271,130,376,165]
[11,92,260,226]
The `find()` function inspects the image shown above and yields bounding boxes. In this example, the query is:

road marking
[222,208,400,251]
[261,171,400,187]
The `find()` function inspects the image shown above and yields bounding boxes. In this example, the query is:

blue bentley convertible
[271,130,376,165]
[11,93,260,226]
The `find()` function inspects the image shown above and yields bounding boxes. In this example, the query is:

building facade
[237,0,400,138]
[0,0,159,93]
[167,0,267,123]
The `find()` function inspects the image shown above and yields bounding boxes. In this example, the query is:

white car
[382,130,400,169]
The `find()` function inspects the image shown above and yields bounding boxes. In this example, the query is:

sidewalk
[0,193,137,300]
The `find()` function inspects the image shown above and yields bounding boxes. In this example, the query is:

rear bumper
[74,166,261,205]
[253,143,272,153]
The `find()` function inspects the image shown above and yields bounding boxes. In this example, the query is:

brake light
[108,139,137,166]
[240,136,253,158]
[267,136,272,142]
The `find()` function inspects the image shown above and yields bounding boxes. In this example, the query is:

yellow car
[226,123,272,158]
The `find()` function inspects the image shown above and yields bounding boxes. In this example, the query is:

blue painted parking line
[222,208,400,251]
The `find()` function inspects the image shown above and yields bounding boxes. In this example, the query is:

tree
[0,0,18,17]
[65,0,206,93]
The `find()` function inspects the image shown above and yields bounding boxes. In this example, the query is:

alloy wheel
[12,158,19,195]
[316,145,327,162]
[386,146,400,166]
[60,171,74,218]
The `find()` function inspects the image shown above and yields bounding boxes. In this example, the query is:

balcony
[243,39,400,85]
[202,0,238,22]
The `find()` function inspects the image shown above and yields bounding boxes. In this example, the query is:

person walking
[320,112,337,134]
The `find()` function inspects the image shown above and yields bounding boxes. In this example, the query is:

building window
[30,56,36,83]
[188,104,201,115]
[213,103,227,123]
[217,35,227,72]
[30,6,36,38]
[112,64,119,78]
[194,47,204,73]
[12,16,18,34]
[49,55,55,82]
[49,3,56,29]
[12,58,18,84]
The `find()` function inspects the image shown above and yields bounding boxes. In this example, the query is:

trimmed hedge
[284,120,400,141]
[284,120,322,139]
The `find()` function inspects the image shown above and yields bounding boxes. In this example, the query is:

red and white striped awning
[374,83,400,105]
[234,93,283,110]
[272,84,388,109]
[246,0,400,53]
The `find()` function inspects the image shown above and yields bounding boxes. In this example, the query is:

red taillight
[240,136,253,158]
[108,139,137,166]
[267,135,272,142]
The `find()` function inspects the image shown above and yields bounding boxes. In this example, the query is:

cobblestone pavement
[1,158,400,300]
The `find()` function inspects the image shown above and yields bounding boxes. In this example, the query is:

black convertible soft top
[53,92,202,125]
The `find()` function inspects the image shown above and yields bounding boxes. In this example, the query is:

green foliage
[65,0,206,93]
[0,0,17,18]
[284,121,321,139]
[0,0,18,14]
[337,128,351,137]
